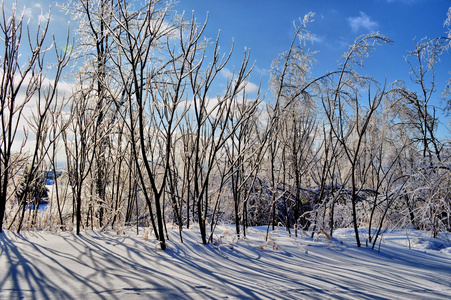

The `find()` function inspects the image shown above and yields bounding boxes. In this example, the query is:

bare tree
[104,0,178,249]
[186,43,257,244]
[63,77,99,235]
[356,94,410,248]
[0,1,70,232]
[394,42,444,162]
[14,37,71,233]
[47,95,71,228]
[63,0,120,227]
[322,33,392,247]
[224,90,262,238]
[267,14,317,235]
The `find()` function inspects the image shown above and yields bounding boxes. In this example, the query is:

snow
[1,226,451,299]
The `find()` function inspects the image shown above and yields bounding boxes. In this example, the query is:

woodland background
[1,0,451,251]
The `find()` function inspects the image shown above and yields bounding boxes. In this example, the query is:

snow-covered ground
[1,226,451,299]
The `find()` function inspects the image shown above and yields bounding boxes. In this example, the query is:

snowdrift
[1,226,451,299]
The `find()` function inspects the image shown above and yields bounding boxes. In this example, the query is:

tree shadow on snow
[2,230,451,299]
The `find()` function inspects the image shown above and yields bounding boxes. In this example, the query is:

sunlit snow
[1,226,451,299]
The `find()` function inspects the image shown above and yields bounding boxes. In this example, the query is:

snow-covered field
[1,226,451,299]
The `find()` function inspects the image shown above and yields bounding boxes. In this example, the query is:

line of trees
[1,1,450,250]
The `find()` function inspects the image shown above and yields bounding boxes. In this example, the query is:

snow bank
[1,226,451,299]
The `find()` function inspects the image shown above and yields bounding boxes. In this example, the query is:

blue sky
[14,0,451,82]
[173,1,451,89]
[174,0,451,137]
[11,0,451,132]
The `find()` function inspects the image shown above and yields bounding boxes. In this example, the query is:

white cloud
[220,68,259,94]
[220,68,234,80]
[7,73,74,157]
[187,96,219,117]
[20,1,68,31]
[348,12,378,33]
[252,66,268,77]
[311,34,324,44]
[19,2,48,24]
[242,81,259,93]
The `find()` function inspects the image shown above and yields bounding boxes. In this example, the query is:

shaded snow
[1,226,451,299]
